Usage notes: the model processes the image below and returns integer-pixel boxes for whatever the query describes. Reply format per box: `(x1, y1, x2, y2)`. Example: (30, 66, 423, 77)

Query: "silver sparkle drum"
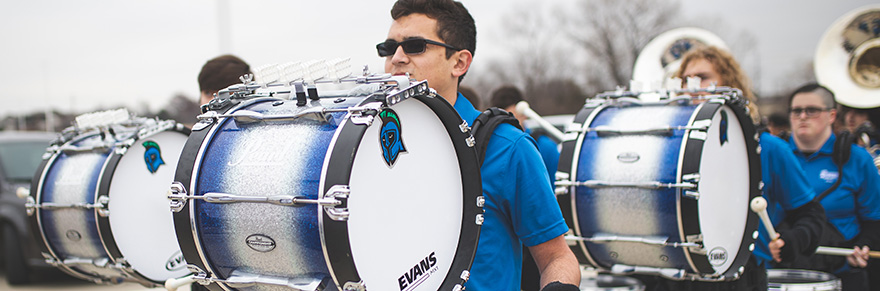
(169, 77, 482, 290)
(556, 90, 761, 281)
(767, 269, 841, 291)
(27, 111, 190, 286)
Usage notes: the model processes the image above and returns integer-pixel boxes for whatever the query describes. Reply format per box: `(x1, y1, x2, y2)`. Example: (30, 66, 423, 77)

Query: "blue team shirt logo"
(143, 140, 165, 174)
(379, 109, 407, 167)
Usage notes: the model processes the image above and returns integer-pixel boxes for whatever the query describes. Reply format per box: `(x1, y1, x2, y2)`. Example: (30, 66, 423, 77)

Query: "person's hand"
(847, 246, 870, 268)
(768, 234, 785, 262)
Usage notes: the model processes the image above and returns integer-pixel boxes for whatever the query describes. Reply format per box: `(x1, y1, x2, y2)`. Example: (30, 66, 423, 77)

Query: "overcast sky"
(1, 0, 876, 118)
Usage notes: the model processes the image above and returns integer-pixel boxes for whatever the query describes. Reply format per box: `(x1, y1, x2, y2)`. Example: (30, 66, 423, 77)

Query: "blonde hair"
(677, 46, 760, 124)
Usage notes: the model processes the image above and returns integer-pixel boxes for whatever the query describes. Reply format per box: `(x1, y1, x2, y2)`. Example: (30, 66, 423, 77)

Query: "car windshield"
(0, 141, 50, 181)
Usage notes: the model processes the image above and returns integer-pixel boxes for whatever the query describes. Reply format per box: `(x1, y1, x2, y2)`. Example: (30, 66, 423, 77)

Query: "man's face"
(384, 13, 459, 104)
(790, 92, 835, 142)
(681, 59, 722, 88)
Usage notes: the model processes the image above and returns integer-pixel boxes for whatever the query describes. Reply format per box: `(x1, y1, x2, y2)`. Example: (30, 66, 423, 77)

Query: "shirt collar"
(788, 133, 836, 155)
(452, 92, 480, 125)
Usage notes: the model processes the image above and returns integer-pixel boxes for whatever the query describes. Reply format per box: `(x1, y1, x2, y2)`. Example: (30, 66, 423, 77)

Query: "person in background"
(490, 85, 559, 182)
(197, 54, 252, 106)
(633, 46, 825, 291)
(787, 83, 880, 290)
(766, 112, 791, 140)
(459, 85, 482, 111)
(380, 0, 580, 290)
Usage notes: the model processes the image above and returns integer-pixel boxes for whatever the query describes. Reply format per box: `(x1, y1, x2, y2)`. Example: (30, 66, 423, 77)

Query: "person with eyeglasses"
(379, 1, 580, 290)
(635, 46, 826, 291)
(787, 83, 880, 290)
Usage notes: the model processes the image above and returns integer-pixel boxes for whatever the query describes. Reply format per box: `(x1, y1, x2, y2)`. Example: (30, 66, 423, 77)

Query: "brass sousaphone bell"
(815, 4, 880, 109)
(632, 27, 728, 94)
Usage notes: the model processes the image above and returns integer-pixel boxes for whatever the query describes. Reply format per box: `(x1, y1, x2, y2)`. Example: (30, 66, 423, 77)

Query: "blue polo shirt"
(454, 94, 569, 290)
(788, 134, 880, 241)
(754, 132, 817, 266)
(527, 129, 560, 182)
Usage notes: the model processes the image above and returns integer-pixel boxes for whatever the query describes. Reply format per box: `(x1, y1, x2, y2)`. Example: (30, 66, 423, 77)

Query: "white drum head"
(107, 130, 189, 281)
(694, 105, 750, 275)
(347, 98, 464, 290)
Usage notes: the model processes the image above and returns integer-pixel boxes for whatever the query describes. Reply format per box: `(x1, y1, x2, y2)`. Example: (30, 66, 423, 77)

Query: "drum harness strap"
(469, 107, 523, 167)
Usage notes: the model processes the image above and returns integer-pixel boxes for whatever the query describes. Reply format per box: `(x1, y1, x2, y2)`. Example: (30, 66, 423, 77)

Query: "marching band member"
(379, 0, 580, 289)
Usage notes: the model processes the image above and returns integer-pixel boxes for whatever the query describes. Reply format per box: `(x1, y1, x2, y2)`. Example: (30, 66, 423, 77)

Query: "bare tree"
(560, 0, 682, 95)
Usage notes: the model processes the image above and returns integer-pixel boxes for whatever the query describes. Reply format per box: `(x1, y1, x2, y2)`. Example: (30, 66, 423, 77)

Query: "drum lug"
(97, 195, 110, 217)
(475, 214, 484, 225)
(465, 136, 475, 147)
(343, 280, 366, 291)
(681, 173, 701, 183)
(459, 120, 470, 133)
(460, 269, 471, 281)
(323, 185, 350, 221)
(168, 181, 188, 213)
(24, 196, 36, 216)
(685, 234, 706, 255)
(350, 103, 381, 126)
(683, 190, 700, 199)
(476, 196, 485, 208)
(688, 130, 708, 141)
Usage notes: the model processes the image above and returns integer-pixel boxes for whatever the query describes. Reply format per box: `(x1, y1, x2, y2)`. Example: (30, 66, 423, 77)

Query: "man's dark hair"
(490, 86, 524, 109)
(391, 0, 476, 82)
(198, 54, 251, 94)
(789, 82, 836, 109)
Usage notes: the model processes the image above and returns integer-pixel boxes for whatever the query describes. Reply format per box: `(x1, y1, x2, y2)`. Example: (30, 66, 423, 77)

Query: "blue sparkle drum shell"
(557, 98, 760, 280)
(172, 92, 481, 291)
(29, 120, 190, 286)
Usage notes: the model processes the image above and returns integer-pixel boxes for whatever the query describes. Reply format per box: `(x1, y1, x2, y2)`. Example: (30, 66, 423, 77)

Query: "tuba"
(816, 5, 880, 171)
(815, 4, 880, 109)
(632, 27, 728, 94)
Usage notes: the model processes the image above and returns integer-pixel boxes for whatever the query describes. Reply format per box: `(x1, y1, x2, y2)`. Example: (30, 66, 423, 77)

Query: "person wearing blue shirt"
(489, 86, 561, 182)
(787, 83, 880, 290)
(642, 46, 826, 291)
(378, 0, 580, 290)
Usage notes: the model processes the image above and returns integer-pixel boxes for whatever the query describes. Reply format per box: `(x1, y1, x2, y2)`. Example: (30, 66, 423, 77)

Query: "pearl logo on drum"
(245, 234, 276, 252)
(142, 140, 165, 174)
(616, 152, 641, 163)
(379, 109, 408, 167)
(708, 247, 729, 266)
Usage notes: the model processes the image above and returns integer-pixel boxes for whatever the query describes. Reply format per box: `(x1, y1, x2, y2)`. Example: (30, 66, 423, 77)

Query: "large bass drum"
(170, 79, 482, 290)
(28, 114, 190, 286)
(557, 93, 760, 281)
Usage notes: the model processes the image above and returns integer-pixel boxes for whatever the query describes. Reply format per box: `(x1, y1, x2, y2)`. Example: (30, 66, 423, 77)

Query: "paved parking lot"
(0, 269, 189, 291)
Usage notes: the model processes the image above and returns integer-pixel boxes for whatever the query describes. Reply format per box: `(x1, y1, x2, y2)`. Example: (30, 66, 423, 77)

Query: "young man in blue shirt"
(379, 0, 580, 290)
(788, 83, 880, 290)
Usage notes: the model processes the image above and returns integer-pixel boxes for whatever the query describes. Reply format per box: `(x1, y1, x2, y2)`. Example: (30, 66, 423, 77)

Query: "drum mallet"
(515, 101, 566, 142)
(165, 275, 196, 291)
(815, 246, 880, 258)
(752, 197, 880, 259)
(749, 196, 778, 241)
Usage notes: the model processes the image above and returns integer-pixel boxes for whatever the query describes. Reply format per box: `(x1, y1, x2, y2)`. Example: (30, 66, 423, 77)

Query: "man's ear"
(451, 50, 473, 79)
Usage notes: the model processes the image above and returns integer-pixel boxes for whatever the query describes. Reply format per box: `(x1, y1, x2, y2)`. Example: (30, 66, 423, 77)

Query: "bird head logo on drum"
(379, 109, 408, 167)
(142, 140, 166, 174)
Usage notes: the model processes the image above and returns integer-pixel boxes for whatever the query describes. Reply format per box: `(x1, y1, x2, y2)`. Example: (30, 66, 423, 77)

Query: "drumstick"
(514, 101, 566, 142)
(815, 246, 880, 259)
(749, 196, 778, 241)
(165, 275, 196, 291)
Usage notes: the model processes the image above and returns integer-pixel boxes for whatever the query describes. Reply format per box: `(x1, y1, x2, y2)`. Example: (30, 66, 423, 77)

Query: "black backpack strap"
(815, 131, 853, 202)
(471, 107, 523, 167)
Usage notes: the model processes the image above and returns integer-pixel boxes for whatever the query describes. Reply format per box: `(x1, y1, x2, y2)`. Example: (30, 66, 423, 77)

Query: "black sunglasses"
(790, 106, 832, 118)
(376, 38, 461, 57)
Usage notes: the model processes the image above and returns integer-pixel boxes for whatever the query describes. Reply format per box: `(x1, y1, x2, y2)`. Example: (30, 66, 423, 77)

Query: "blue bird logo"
(379, 109, 407, 167)
(143, 140, 165, 174)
